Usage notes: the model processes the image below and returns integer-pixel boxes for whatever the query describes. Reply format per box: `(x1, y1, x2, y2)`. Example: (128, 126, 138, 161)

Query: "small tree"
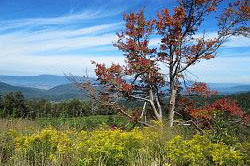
(78, 0, 249, 127)
(176, 82, 250, 144)
(1, 92, 27, 118)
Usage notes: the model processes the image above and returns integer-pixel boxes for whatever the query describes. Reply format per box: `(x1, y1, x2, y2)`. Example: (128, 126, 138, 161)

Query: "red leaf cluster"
(189, 98, 245, 119)
(211, 98, 245, 117)
(187, 82, 217, 97)
(93, 62, 133, 93)
(177, 83, 249, 124)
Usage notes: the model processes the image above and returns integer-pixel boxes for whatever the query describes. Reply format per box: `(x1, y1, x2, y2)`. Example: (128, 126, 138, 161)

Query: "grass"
(0, 115, 128, 133)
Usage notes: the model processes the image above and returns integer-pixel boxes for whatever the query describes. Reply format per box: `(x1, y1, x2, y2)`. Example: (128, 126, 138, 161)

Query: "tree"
(154, 0, 249, 127)
(92, 11, 165, 124)
(79, 0, 249, 127)
(1, 92, 27, 118)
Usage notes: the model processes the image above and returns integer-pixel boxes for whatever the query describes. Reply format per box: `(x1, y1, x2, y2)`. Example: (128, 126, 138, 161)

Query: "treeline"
(0, 92, 114, 119)
(0, 91, 249, 119)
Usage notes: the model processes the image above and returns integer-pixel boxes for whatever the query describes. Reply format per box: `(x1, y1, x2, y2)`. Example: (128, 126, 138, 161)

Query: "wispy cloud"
(195, 32, 250, 48)
(1, 22, 121, 40)
(0, 54, 124, 76)
(0, 7, 122, 55)
(0, 22, 121, 56)
(223, 36, 250, 47)
(0, 1, 249, 84)
(0, 33, 118, 57)
(0, 9, 118, 32)
(0, 6, 123, 76)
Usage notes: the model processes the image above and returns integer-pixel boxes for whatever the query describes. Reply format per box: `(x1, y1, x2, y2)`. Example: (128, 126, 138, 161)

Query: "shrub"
(165, 135, 244, 166)
(0, 126, 247, 166)
(76, 128, 143, 165)
(15, 128, 74, 166)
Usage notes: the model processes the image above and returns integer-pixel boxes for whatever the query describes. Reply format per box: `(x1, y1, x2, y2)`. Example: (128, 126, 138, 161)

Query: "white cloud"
(0, 22, 121, 56)
(0, 22, 121, 41)
(0, 9, 117, 31)
(0, 8, 123, 76)
(0, 54, 124, 76)
(149, 38, 161, 47)
(0, 33, 117, 56)
(223, 36, 250, 47)
(0, 8, 249, 84)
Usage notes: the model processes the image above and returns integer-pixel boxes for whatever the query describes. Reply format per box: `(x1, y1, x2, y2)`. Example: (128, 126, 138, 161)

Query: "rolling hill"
(0, 82, 46, 97)
(0, 82, 87, 101)
(220, 85, 250, 94)
(46, 83, 88, 100)
(0, 75, 96, 90)
(0, 75, 71, 90)
(0, 75, 250, 100)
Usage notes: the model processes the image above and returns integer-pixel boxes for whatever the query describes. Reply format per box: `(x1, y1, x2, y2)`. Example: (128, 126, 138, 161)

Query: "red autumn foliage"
(189, 98, 246, 120)
(187, 82, 217, 97)
(177, 82, 249, 126)
(211, 98, 245, 117)
(93, 62, 133, 94)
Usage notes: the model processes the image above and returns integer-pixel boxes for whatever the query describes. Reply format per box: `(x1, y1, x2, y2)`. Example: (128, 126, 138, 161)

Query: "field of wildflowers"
(0, 119, 248, 166)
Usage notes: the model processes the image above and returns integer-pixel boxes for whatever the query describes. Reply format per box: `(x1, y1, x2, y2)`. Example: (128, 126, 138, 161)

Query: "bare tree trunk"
(140, 102, 147, 121)
(149, 89, 163, 122)
(168, 74, 177, 127)
(168, 88, 177, 127)
(155, 95, 163, 121)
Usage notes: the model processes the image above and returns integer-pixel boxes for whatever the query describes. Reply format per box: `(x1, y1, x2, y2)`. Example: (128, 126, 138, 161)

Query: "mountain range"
(0, 75, 71, 90)
(0, 81, 87, 101)
(0, 75, 250, 101)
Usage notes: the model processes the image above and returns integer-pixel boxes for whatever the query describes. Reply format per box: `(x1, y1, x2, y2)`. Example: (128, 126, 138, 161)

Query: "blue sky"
(0, 0, 249, 83)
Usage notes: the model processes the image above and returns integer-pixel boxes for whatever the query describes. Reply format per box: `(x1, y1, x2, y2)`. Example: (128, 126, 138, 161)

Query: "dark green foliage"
(0, 92, 115, 119)
(0, 92, 28, 118)
(228, 92, 250, 113)
(207, 111, 240, 145)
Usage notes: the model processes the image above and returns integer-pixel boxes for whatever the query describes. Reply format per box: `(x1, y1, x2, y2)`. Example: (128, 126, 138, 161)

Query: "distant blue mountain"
(207, 83, 244, 94)
(0, 75, 74, 90)
(0, 81, 46, 98)
(0, 81, 87, 101)
(0, 75, 249, 97)
(216, 85, 250, 94)
(208, 83, 242, 89)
